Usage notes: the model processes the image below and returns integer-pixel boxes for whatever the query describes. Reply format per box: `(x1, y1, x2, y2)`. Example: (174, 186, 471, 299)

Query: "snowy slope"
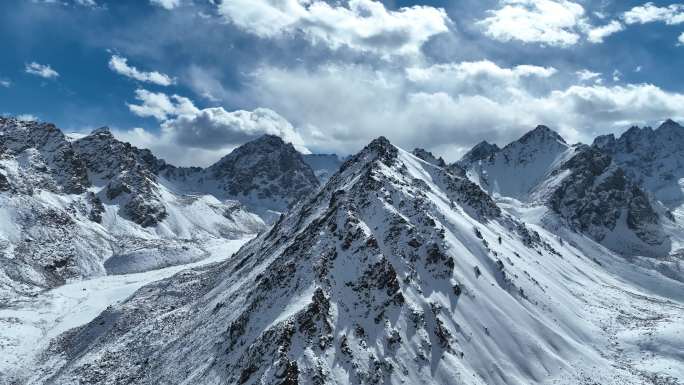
(28, 137, 684, 385)
(0, 236, 252, 383)
(461, 126, 578, 202)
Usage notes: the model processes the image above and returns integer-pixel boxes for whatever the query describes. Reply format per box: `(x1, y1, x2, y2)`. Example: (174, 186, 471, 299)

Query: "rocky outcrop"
(549, 146, 666, 253)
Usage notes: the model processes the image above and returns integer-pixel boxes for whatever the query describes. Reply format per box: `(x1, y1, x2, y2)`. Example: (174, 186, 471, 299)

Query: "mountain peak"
(459, 140, 500, 164)
(517, 125, 566, 145)
(412, 148, 446, 167)
(657, 118, 682, 131)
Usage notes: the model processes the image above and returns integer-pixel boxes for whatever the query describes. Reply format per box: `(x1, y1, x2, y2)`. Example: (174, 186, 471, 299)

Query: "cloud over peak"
(109, 55, 175, 86)
(124, 88, 307, 163)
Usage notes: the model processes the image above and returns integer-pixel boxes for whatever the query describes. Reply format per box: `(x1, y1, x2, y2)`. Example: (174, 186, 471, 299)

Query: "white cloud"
(123, 89, 307, 164)
(623, 2, 684, 25)
(217, 0, 450, 56)
(75, 0, 98, 7)
(0, 79, 10, 88)
(245, 62, 684, 158)
(25, 62, 59, 79)
(150, 0, 180, 10)
(576, 69, 602, 83)
(679, 32, 684, 44)
(586, 20, 624, 43)
(406, 60, 556, 99)
(16, 114, 38, 121)
(127, 89, 198, 121)
(612, 69, 622, 82)
(478, 0, 585, 47)
(109, 55, 175, 86)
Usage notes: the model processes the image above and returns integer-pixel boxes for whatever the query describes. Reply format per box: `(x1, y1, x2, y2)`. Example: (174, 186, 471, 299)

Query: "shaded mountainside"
(593, 119, 684, 208)
(548, 145, 669, 257)
(161, 135, 321, 221)
(28, 137, 684, 385)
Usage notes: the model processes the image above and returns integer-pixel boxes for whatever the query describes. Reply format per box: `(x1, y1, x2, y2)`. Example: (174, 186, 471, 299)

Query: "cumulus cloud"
(623, 2, 684, 25)
(161, 107, 307, 152)
(150, 0, 181, 10)
(245, 62, 684, 159)
(127, 89, 197, 120)
(478, 0, 586, 47)
(679, 32, 684, 45)
(586, 20, 624, 43)
(0, 79, 10, 88)
(216, 0, 450, 56)
(25, 62, 59, 79)
(405, 60, 557, 99)
(123, 88, 307, 165)
(109, 55, 175, 86)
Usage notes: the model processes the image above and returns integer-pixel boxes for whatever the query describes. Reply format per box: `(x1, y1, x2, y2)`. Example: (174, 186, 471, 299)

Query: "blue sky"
(1, 0, 684, 165)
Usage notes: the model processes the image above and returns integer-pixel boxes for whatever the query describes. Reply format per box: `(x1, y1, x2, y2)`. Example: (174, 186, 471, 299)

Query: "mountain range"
(1, 116, 683, 385)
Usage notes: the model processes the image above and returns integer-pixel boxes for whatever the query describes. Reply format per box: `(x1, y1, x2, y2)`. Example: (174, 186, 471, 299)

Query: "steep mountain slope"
(459, 125, 676, 258)
(28, 137, 684, 385)
(461, 126, 577, 202)
(0, 118, 266, 301)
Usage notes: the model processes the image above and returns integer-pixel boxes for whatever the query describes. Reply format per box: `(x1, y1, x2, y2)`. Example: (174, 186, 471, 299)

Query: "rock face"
(73, 127, 168, 227)
(0, 118, 268, 301)
(0, 118, 89, 195)
(593, 119, 684, 208)
(457, 140, 500, 166)
(548, 146, 667, 256)
(203, 135, 320, 213)
(458, 124, 674, 257)
(33, 136, 677, 385)
(411, 148, 446, 167)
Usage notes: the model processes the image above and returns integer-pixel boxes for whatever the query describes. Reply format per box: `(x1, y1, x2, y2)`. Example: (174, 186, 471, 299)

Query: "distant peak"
(472, 140, 500, 152)
(459, 140, 500, 164)
(658, 118, 682, 130)
(518, 125, 566, 144)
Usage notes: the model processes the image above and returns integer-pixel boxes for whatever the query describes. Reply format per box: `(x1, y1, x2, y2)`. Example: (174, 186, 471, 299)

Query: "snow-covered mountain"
(25, 137, 684, 385)
(593, 119, 684, 210)
(162, 135, 321, 222)
(1, 118, 318, 301)
(459, 124, 680, 258)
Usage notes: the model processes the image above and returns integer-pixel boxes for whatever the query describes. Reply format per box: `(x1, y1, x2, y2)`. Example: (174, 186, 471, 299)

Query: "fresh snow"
(0, 236, 252, 382)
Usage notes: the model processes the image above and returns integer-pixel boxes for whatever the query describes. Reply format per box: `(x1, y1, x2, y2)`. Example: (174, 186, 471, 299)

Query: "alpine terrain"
(0, 120, 679, 385)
